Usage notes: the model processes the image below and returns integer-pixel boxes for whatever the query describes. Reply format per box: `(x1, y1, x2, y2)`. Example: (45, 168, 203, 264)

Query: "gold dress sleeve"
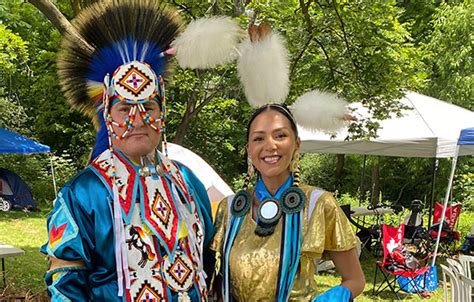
(301, 190, 358, 259)
(210, 198, 228, 253)
(291, 188, 358, 300)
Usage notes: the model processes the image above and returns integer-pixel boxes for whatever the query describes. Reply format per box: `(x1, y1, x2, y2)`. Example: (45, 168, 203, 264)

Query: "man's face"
(110, 100, 161, 163)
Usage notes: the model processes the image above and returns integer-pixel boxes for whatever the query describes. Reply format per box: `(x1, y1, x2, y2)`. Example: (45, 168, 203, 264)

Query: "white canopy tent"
(166, 143, 234, 203)
(299, 91, 474, 229)
(299, 91, 474, 158)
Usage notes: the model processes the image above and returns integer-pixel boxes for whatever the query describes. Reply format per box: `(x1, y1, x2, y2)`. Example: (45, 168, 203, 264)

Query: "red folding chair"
(429, 202, 462, 253)
(372, 224, 431, 300)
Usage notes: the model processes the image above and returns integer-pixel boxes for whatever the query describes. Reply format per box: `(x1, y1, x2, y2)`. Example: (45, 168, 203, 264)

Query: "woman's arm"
(329, 248, 366, 298)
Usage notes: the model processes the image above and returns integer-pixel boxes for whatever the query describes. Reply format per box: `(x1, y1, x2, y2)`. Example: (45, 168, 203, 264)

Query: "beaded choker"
(231, 177, 305, 236)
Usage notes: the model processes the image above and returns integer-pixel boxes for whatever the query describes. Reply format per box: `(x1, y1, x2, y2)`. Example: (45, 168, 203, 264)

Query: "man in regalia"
(41, 1, 217, 300)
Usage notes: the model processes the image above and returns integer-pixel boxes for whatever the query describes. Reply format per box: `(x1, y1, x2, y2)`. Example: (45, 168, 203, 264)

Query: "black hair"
(246, 104, 298, 142)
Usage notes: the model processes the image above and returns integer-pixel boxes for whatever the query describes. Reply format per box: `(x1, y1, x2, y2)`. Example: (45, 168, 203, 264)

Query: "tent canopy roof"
(458, 127, 474, 156)
(299, 91, 474, 158)
(0, 128, 50, 154)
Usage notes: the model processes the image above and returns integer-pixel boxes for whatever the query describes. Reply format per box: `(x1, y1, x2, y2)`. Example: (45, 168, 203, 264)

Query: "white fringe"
(237, 32, 289, 107)
(172, 17, 242, 69)
(290, 90, 349, 132)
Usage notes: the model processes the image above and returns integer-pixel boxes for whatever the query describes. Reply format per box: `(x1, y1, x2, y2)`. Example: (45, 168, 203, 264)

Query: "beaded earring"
(289, 150, 300, 173)
(243, 156, 255, 191)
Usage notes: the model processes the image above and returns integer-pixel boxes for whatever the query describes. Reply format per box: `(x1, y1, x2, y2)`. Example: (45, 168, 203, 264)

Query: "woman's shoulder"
(299, 184, 340, 214)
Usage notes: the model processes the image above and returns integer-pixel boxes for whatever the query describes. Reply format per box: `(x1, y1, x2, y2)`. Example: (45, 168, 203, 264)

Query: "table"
(350, 206, 394, 217)
(0, 242, 24, 288)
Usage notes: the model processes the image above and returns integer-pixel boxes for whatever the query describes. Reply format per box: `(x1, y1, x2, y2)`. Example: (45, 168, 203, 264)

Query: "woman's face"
(247, 109, 300, 185)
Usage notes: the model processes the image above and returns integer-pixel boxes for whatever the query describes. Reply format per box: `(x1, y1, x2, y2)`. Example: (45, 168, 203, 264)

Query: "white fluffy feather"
(172, 17, 242, 69)
(290, 90, 349, 132)
(237, 32, 289, 107)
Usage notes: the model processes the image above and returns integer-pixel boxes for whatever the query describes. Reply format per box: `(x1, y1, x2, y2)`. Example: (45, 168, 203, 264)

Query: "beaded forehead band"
(104, 61, 164, 140)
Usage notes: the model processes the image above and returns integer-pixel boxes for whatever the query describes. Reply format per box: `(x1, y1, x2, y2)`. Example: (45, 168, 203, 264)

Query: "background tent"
(0, 128, 56, 210)
(299, 91, 474, 158)
(0, 128, 50, 154)
(298, 91, 474, 226)
(0, 168, 36, 211)
(167, 143, 234, 217)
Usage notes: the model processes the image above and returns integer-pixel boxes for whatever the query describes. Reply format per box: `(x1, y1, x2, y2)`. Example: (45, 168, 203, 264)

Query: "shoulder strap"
(308, 189, 325, 220)
(226, 194, 235, 225)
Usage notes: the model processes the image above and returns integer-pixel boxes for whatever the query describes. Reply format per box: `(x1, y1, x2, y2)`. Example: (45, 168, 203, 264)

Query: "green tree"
(1, 0, 94, 168)
(425, 1, 473, 110)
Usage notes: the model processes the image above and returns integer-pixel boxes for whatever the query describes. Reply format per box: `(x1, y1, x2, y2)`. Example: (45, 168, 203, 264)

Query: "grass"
(1, 208, 470, 301)
(316, 256, 446, 301)
(0, 209, 49, 299)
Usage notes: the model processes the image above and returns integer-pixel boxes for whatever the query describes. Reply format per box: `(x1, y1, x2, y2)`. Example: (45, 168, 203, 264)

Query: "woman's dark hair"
(246, 104, 298, 141)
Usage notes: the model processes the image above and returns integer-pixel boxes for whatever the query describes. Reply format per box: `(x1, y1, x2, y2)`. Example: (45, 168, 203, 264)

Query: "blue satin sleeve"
(40, 169, 119, 301)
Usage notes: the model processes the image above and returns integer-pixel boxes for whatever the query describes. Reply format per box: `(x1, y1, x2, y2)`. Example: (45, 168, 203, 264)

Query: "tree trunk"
(233, 0, 243, 17)
(27, 0, 93, 53)
(173, 107, 194, 145)
(335, 153, 345, 189)
(371, 161, 380, 207)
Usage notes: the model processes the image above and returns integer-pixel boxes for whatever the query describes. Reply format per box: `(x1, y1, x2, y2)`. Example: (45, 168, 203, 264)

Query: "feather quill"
(172, 17, 242, 69)
(237, 31, 289, 107)
(290, 90, 349, 132)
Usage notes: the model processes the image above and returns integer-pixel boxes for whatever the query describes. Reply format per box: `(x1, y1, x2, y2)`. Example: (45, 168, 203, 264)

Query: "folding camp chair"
(429, 202, 462, 254)
(372, 224, 432, 300)
(403, 200, 431, 257)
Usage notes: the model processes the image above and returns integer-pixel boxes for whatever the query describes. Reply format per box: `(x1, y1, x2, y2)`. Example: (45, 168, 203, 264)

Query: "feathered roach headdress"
(58, 0, 244, 159)
(58, 0, 182, 121)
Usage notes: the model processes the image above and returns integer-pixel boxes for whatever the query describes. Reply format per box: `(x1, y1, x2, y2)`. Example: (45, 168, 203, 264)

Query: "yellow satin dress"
(211, 184, 357, 301)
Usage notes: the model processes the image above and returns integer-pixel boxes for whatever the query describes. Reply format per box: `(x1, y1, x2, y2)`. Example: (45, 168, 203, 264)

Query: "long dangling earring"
(290, 150, 300, 187)
(243, 156, 255, 190)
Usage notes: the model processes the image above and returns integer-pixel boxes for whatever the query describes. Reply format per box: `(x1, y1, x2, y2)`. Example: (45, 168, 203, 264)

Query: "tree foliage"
(1, 0, 472, 205)
(425, 0, 473, 110)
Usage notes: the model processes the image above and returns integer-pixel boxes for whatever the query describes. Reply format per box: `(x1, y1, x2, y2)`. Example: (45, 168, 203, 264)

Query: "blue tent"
(0, 128, 53, 211)
(0, 168, 36, 210)
(0, 128, 50, 154)
(432, 127, 474, 265)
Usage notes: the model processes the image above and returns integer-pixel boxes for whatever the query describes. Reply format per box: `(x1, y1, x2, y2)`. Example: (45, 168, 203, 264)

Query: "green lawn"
(0, 209, 49, 300)
(1, 208, 468, 301)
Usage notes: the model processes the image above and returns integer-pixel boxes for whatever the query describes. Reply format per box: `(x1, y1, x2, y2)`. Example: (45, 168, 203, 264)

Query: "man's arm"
(41, 186, 92, 300)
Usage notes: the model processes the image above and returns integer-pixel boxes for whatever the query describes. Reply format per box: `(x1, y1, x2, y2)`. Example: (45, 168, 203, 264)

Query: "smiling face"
(110, 100, 161, 163)
(247, 108, 300, 187)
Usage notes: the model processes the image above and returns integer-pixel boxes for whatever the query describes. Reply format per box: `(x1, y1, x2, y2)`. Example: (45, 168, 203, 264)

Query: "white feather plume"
(171, 17, 242, 69)
(290, 90, 349, 132)
(237, 32, 289, 107)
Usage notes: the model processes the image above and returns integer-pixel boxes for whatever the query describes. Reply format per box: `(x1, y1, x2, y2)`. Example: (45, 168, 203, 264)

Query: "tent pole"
(49, 154, 58, 199)
(431, 147, 459, 266)
(427, 158, 439, 230)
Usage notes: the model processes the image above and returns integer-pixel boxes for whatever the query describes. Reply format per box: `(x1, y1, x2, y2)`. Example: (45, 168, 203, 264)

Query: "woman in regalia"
(211, 23, 366, 302)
